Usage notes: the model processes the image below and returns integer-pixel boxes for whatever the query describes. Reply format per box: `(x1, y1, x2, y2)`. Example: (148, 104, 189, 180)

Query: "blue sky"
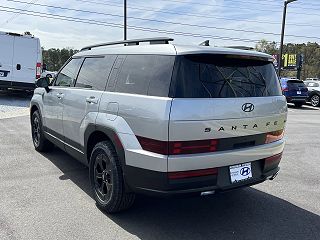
(0, 0, 319, 49)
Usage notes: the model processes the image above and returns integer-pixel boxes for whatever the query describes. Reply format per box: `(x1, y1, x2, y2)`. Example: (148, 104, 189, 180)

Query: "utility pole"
(124, 0, 127, 40)
(278, 0, 298, 78)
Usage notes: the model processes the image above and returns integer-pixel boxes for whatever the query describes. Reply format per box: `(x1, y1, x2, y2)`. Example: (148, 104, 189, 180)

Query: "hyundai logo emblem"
(242, 103, 255, 112)
(240, 167, 251, 176)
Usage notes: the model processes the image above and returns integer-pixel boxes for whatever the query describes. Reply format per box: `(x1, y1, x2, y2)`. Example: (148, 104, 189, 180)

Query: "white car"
(304, 80, 320, 107)
(41, 70, 57, 79)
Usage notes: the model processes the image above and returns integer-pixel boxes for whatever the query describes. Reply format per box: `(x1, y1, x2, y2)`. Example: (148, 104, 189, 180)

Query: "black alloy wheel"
(94, 152, 113, 204)
(31, 110, 54, 152)
(89, 141, 135, 213)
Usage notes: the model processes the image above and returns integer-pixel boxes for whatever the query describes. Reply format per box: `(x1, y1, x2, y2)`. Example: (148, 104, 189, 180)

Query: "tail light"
(264, 152, 283, 171)
(168, 168, 218, 180)
(265, 129, 284, 144)
(282, 87, 288, 92)
(169, 139, 218, 155)
(136, 136, 218, 155)
(36, 62, 41, 79)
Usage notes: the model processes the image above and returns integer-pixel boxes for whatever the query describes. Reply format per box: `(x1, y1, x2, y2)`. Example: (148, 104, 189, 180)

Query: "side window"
(55, 58, 82, 87)
(75, 56, 116, 90)
(106, 57, 125, 91)
(115, 55, 174, 96)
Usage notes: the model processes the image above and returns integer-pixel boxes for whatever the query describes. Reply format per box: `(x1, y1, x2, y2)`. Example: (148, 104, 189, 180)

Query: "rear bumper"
(286, 96, 307, 103)
(124, 159, 280, 197)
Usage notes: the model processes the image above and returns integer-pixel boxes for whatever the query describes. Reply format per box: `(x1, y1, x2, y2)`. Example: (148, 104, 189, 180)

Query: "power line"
(0, 7, 273, 44)
(2, 0, 38, 25)
(5, 0, 320, 40)
(155, 0, 320, 15)
(72, 0, 320, 28)
(159, 0, 320, 12)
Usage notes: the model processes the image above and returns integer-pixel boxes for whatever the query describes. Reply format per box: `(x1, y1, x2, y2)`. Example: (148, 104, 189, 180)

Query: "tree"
(255, 39, 278, 55)
(42, 47, 79, 71)
(255, 40, 320, 79)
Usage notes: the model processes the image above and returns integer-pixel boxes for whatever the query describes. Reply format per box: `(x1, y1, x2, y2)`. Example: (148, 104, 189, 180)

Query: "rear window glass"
(287, 80, 306, 88)
(172, 54, 282, 98)
(114, 55, 175, 97)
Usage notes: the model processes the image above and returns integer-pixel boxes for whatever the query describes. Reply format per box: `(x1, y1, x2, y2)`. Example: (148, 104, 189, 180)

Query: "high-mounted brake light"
(36, 62, 41, 79)
(265, 130, 284, 144)
(136, 136, 219, 155)
(168, 168, 218, 180)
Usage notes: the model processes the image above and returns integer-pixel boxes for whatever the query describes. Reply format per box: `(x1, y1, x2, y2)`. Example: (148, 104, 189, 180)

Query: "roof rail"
(81, 37, 174, 51)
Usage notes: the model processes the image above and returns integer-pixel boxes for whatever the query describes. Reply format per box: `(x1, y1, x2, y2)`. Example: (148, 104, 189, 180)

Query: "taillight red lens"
(264, 152, 283, 171)
(136, 136, 168, 155)
(36, 62, 41, 79)
(136, 136, 219, 155)
(169, 139, 218, 155)
(282, 87, 289, 92)
(265, 130, 284, 144)
(168, 168, 218, 180)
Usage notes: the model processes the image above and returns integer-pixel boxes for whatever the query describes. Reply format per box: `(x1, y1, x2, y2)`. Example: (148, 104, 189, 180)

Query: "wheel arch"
(30, 102, 41, 121)
(84, 124, 126, 169)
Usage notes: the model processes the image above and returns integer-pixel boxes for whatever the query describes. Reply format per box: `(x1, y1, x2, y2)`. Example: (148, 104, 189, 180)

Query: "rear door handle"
(86, 96, 98, 104)
(56, 93, 64, 99)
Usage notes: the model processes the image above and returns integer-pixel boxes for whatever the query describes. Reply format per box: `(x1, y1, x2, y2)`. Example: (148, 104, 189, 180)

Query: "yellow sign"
(282, 54, 297, 68)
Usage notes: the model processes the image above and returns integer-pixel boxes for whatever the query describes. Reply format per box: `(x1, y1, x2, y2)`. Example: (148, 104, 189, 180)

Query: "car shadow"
(287, 103, 319, 110)
(41, 148, 320, 240)
(0, 90, 32, 108)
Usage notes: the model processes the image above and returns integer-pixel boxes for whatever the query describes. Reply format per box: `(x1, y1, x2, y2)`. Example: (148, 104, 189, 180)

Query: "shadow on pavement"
(287, 103, 319, 111)
(41, 148, 320, 240)
(0, 90, 32, 108)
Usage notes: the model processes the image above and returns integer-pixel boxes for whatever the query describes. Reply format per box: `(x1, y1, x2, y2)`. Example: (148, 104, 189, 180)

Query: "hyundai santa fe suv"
(30, 38, 287, 213)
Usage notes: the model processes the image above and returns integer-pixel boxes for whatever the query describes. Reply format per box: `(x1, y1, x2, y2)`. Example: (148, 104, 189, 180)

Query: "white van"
(0, 31, 42, 90)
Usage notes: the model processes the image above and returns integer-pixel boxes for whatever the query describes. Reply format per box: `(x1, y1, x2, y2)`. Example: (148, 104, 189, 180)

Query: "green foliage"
(255, 39, 320, 79)
(42, 47, 79, 71)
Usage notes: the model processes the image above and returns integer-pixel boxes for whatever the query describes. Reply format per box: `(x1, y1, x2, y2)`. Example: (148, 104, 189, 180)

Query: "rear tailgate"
(168, 54, 287, 171)
(169, 97, 287, 141)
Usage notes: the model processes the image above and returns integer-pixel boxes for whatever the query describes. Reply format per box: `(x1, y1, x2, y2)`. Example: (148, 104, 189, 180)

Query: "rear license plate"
(297, 91, 301, 94)
(229, 163, 252, 183)
(0, 72, 4, 77)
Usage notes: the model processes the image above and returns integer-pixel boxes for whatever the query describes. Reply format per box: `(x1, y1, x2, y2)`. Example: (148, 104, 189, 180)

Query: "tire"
(310, 94, 320, 107)
(31, 110, 54, 152)
(294, 103, 303, 107)
(89, 141, 135, 213)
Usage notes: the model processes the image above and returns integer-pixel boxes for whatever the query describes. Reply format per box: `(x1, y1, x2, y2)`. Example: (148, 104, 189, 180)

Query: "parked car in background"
(280, 78, 308, 107)
(0, 31, 41, 90)
(305, 78, 319, 81)
(304, 80, 320, 107)
(41, 70, 57, 79)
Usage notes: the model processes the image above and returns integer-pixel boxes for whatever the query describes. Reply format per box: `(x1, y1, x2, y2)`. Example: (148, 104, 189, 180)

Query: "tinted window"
(287, 80, 306, 88)
(114, 55, 174, 96)
(107, 57, 125, 91)
(75, 56, 116, 90)
(55, 58, 82, 87)
(172, 55, 282, 98)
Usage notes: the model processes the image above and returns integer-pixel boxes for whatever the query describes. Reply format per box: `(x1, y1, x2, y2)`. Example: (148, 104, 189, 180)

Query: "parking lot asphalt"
(0, 98, 319, 240)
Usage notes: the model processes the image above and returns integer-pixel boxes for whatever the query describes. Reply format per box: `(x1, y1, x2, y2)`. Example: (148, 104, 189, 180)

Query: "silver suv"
(30, 38, 287, 213)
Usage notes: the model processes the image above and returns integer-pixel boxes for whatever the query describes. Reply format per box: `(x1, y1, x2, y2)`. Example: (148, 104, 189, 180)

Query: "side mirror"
(36, 77, 50, 92)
